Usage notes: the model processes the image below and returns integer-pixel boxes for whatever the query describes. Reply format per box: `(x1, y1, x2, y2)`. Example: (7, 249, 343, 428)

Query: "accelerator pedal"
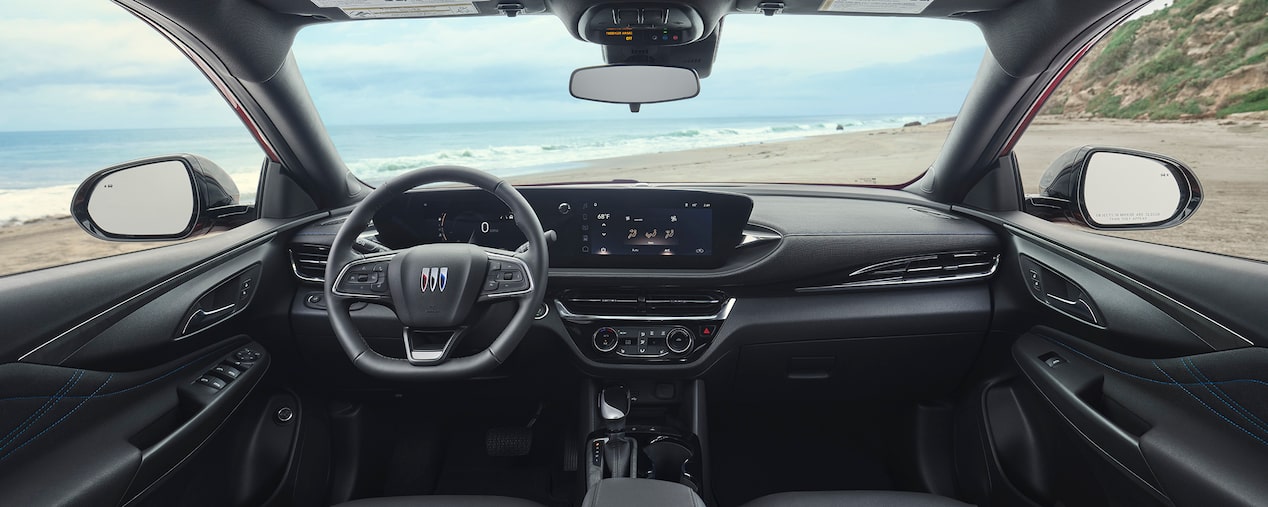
(485, 402, 543, 457)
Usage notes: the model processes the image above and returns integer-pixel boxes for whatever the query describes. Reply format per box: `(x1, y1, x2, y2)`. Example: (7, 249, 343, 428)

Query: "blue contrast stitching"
(0, 370, 79, 446)
(1040, 335, 1268, 389)
(0, 374, 113, 463)
(1183, 358, 1268, 434)
(1152, 361, 1268, 447)
(0, 370, 83, 452)
(0, 349, 223, 405)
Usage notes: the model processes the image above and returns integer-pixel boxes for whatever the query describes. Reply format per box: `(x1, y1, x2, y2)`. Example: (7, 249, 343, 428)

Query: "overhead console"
(578, 3, 706, 46)
(372, 187, 755, 269)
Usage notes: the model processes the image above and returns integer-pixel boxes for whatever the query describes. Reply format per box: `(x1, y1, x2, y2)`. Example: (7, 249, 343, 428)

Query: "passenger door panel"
(964, 209, 1268, 507)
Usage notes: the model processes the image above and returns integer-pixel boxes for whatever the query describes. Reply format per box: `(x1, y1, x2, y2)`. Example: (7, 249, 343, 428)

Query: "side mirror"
(71, 154, 252, 241)
(570, 65, 700, 113)
(1026, 146, 1202, 230)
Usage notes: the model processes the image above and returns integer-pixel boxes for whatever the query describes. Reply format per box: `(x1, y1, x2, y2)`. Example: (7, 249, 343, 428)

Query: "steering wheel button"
(485, 280, 501, 291)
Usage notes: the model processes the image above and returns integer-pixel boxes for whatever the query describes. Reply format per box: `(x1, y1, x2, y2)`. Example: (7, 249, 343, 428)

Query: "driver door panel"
(0, 220, 302, 506)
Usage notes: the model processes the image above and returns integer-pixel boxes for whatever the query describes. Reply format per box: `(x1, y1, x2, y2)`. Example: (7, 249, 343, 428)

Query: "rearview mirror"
(1027, 146, 1202, 230)
(71, 154, 252, 241)
(570, 65, 700, 112)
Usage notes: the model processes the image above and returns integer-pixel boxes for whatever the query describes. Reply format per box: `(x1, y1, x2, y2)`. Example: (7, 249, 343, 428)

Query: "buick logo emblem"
(420, 267, 448, 293)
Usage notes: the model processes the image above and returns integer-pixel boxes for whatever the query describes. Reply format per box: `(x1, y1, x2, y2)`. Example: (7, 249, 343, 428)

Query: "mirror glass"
(1082, 152, 1183, 226)
(86, 160, 196, 236)
(570, 65, 700, 105)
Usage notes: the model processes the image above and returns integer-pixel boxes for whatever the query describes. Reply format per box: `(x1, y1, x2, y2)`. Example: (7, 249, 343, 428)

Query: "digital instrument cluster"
(372, 188, 752, 269)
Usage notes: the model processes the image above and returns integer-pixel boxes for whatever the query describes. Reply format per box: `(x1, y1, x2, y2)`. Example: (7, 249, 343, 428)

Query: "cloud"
(0, 2, 240, 131)
(294, 14, 985, 124)
(1, 3, 986, 131)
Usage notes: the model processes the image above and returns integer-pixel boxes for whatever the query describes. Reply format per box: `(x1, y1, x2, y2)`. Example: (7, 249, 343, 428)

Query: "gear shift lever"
(600, 385, 630, 433)
(599, 385, 634, 478)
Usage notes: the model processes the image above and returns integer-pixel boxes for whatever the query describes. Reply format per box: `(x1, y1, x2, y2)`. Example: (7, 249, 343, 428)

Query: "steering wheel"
(323, 166, 548, 380)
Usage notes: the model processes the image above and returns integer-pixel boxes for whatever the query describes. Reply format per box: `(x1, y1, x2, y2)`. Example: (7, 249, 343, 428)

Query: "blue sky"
(0, 1, 986, 131)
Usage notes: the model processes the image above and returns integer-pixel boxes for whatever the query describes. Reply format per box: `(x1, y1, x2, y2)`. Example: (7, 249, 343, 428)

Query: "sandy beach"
(2, 117, 1264, 276)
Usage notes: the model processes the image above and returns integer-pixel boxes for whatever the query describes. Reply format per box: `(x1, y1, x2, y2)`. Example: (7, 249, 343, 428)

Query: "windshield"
(292, 15, 984, 186)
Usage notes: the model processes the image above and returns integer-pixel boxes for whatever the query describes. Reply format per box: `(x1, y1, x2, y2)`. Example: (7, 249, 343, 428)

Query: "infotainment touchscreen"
(581, 204, 712, 257)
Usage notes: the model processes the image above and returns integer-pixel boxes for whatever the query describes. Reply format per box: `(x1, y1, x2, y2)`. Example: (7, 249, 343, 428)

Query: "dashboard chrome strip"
(797, 255, 1000, 292)
(555, 298, 736, 323)
(737, 225, 782, 248)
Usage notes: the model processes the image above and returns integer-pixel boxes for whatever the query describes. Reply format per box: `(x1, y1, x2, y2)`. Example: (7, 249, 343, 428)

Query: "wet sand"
(2, 117, 1264, 276)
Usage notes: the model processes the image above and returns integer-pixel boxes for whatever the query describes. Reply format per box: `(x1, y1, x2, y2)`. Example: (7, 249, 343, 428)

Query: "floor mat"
(709, 401, 901, 506)
(433, 419, 572, 506)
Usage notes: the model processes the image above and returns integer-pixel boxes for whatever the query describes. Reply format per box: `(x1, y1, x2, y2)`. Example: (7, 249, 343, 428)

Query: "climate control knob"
(593, 326, 618, 353)
(666, 327, 694, 354)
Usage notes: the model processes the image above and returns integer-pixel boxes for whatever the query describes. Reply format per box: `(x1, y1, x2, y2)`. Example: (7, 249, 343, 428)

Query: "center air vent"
(290, 244, 331, 283)
(798, 251, 999, 292)
(558, 290, 729, 319)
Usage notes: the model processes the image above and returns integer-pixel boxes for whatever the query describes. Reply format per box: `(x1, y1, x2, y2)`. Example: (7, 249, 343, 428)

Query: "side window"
(0, 1, 265, 276)
(1015, 0, 1268, 262)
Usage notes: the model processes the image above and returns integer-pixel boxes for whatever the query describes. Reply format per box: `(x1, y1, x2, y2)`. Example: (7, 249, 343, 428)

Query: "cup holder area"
(630, 431, 702, 491)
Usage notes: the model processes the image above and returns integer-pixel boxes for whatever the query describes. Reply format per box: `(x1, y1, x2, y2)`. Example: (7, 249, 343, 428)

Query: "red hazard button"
(699, 325, 717, 337)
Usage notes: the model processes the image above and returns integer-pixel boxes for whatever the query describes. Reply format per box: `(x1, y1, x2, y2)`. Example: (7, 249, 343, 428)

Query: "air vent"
(290, 244, 330, 283)
(798, 251, 999, 292)
(558, 290, 730, 319)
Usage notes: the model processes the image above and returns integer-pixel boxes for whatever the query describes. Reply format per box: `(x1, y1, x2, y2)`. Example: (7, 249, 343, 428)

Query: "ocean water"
(0, 114, 944, 226)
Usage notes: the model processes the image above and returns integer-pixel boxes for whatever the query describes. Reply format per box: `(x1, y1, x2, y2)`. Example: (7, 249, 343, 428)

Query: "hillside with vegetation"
(1041, 0, 1268, 120)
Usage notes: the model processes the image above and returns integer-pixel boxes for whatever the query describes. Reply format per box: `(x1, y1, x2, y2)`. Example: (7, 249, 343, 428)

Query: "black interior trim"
(4, 214, 327, 365)
(957, 207, 1253, 350)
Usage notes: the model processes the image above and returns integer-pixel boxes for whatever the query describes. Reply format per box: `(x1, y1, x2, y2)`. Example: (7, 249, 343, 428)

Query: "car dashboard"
(289, 183, 1001, 398)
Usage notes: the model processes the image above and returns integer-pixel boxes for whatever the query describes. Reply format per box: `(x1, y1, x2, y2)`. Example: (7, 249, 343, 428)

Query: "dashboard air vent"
(798, 251, 999, 292)
(290, 244, 330, 283)
(559, 290, 729, 318)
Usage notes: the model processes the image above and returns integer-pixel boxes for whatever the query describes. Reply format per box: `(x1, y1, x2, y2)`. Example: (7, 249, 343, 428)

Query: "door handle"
(182, 304, 235, 335)
(1044, 293, 1099, 325)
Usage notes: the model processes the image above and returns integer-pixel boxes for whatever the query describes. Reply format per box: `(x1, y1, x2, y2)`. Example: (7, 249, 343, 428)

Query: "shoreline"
(2, 116, 1265, 275)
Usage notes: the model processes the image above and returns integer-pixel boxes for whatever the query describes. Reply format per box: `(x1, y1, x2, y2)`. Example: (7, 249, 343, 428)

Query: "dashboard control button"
(558, 202, 572, 214)
(667, 327, 693, 354)
(593, 327, 619, 353)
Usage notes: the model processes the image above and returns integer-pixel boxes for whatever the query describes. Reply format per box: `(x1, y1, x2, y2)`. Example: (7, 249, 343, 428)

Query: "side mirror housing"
(1026, 146, 1202, 230)
(71, 154, 252, 241)
(570, 65, 700, 112)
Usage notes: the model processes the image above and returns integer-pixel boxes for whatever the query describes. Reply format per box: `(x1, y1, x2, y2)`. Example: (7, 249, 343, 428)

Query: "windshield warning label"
(819, 0, 932, 14)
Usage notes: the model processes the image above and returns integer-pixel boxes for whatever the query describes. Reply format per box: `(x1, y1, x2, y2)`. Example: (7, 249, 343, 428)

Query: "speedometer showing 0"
(436, 211, 520, 248)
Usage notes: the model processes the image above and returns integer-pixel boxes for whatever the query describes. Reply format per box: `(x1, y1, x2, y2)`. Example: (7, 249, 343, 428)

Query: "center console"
(581, 380, 711, 505)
